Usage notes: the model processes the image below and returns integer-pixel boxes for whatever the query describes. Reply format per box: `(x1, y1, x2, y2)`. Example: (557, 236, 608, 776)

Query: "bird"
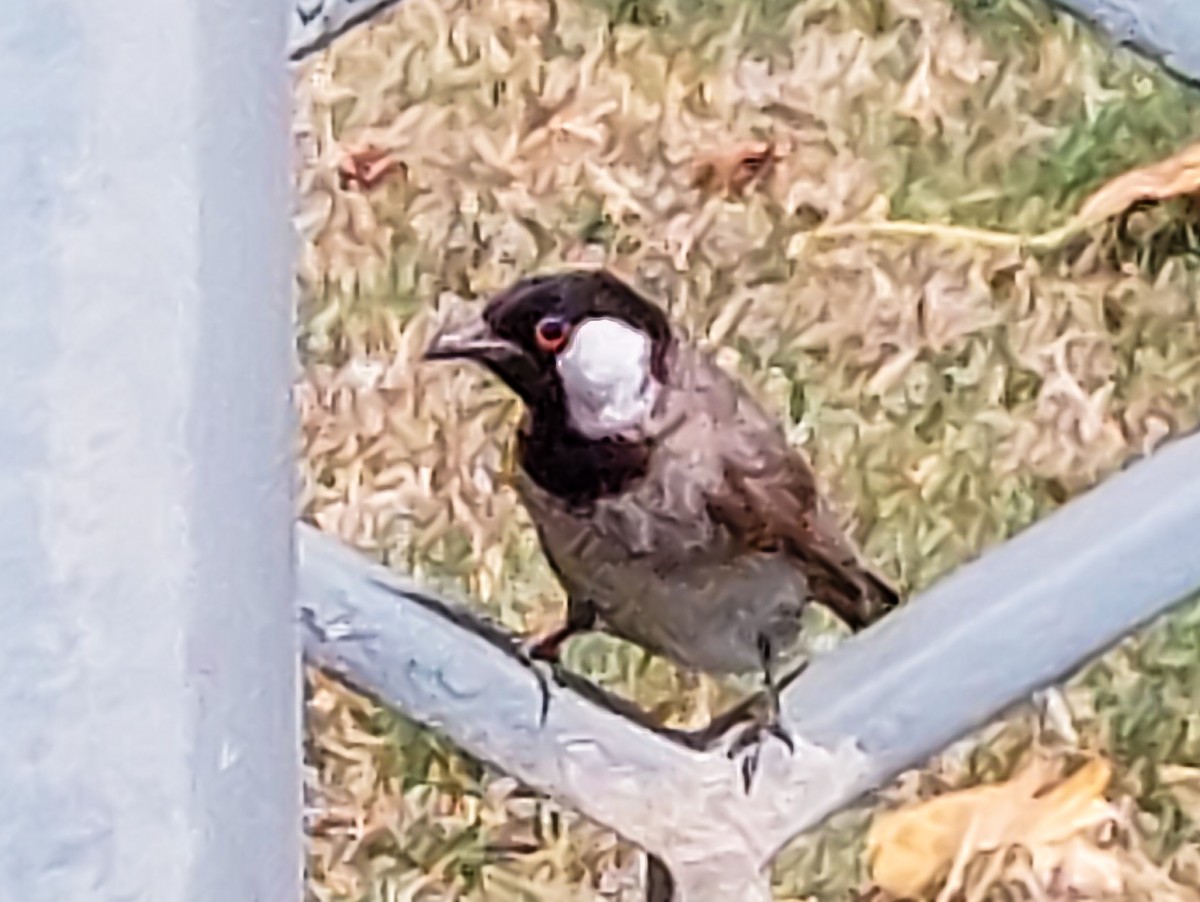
(424, 268, 899, 785)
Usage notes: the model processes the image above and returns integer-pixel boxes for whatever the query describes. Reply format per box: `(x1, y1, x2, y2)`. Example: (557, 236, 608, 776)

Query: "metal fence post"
(1050, 0, 1200, 83)
(0, 2, 299, 901)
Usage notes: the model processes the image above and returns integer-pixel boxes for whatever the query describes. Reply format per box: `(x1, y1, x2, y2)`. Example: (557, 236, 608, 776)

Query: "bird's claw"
(513, 638, 565, 726)
(725, 715, 795, 793)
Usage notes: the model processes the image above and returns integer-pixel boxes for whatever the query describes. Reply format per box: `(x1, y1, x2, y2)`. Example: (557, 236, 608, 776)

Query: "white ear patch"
(556, 317, 659, 439)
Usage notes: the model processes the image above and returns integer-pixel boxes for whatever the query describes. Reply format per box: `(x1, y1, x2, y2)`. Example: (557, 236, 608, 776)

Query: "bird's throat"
(516, 418, 652, 508)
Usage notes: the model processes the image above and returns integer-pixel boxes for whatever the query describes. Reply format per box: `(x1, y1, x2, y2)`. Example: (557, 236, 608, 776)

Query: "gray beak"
(423, 311, 520, 362)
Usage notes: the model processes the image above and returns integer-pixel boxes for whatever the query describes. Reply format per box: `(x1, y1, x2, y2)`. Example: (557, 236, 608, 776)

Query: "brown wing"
(705, 450, 898, 629)
(688, 355, 900, 630)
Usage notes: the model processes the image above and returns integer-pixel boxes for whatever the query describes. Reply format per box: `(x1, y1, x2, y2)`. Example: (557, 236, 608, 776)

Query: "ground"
(294, 0, 1200, 898)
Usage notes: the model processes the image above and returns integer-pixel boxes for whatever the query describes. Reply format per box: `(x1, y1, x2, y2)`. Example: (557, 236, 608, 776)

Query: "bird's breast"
(516, 467, 808, 674)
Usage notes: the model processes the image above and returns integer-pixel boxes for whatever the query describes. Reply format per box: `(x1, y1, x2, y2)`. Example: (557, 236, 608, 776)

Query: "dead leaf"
(690, 141, 776, 196)
(1030, 834, 1124, 897)
(1077, 141, 1200, 225)
(867, 756, 1116, 898)
(1158, 763, 1200, 824)
(338, 143, 407, 191)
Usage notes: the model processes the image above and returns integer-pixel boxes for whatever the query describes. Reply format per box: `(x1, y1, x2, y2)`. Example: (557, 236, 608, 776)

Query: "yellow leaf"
(867, 757, 1115, 898)
(1077, 141, 1200, 225)
(689, 141, 777, 196)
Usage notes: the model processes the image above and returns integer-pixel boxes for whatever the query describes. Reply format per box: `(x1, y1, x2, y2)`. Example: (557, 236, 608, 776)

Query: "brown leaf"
(867, 757, 1116, 898)
(338, 143, 407, 191)
(1077, 141, 1200, 225)
(690, 141, 776, 196)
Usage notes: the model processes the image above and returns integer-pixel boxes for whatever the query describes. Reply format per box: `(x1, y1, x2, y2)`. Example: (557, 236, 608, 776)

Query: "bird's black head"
(425, 268, 675, 505)
(424, 268, 672, 412)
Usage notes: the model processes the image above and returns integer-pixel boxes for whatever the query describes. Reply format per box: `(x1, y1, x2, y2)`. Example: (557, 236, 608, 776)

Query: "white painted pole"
(284, 0, 1200, 898)
(290, 0, 406, 60)
(286, 0, 1200, 82)
(300, 428, 1200, 899)
(0, 2, 300, 900)
(1050, 0, 1200, 83)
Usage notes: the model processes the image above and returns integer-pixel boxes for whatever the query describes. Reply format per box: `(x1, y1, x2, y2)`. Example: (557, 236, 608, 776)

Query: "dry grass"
(294, 0, 1200, 898)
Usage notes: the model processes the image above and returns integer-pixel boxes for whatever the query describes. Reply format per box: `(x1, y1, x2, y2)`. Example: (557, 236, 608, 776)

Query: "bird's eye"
(534, 316, 570, 353)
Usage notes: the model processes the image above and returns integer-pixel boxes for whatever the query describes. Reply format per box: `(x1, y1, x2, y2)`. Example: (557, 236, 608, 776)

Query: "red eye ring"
(535, 316, 569, 353)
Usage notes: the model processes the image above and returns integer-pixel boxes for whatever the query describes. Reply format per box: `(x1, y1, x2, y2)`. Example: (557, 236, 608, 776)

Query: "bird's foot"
(513, 634, 570, 726)
(679, 658, 809, 791)
(725, 709, 795, 793)
(522, 627, 568, 664)
(726, 645, 808, 790)
(676, 690, 795, 791)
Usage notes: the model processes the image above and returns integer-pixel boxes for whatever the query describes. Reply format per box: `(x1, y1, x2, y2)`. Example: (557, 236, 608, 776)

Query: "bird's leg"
(723, 635, 806, 792)
(676, 658, 809, 748)
(516, 598, 598, 724)
(521, 596, 597, 663)
(522, 621, 577, 664)
(676, 688, 770, 750)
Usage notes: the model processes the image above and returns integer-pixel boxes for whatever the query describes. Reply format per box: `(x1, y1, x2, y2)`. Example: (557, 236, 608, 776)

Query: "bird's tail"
(860, 568, 901, 622)
(810, 560, 901, 633)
